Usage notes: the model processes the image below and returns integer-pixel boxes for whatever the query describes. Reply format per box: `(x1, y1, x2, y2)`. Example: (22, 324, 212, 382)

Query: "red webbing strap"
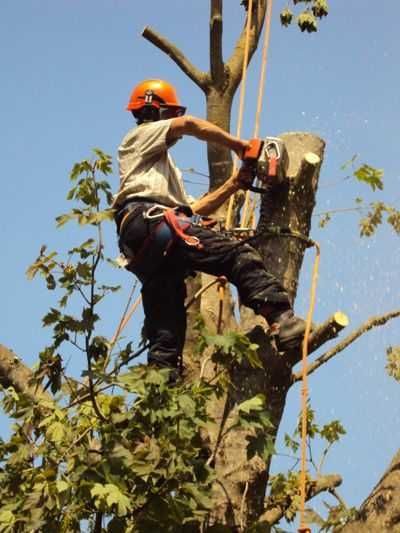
(163, 209, 203, 250)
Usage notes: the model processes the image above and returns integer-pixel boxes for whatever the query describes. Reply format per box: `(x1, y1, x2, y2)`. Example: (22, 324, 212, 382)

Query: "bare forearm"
(169, 115, 247, 156)
(187, 117, 243, 153)
(191, 176, 239, 216)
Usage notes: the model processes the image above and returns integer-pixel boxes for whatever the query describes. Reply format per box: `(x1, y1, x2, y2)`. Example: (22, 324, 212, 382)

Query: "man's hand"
(233, 140, 251, 160)
(230, 164, 255, 191)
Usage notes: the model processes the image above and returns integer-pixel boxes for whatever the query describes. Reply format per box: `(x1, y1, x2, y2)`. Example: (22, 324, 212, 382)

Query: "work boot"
(272, 310, 308, 352)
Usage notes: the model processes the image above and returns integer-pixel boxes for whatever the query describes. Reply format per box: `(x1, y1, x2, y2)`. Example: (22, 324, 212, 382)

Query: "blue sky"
(1, 0, 399, 528)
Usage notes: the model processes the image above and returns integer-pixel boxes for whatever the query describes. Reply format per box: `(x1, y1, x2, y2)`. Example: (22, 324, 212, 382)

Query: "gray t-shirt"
(112, 119, 193, 209)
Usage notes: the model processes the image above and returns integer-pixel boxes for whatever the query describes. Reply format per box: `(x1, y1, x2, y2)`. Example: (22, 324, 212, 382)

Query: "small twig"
(104, 282, 138, 371)
(239, 481, 249, 532)
(94, 512, 103, 533)
(307, 438, 318, 472)
(329, 487, 348, 509)
(61, 369, 78, 397)
(206, 395, 230, 466)
(83, 165, 106, 422)
(317, 442, 333, 476)
(68, 339, 85, 352)
(200, 356, 212, 380)
(63, 426, 93, 459)
(74, 282, 91, 305)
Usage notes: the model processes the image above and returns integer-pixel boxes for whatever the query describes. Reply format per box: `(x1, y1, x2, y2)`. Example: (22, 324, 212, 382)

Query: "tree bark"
(339, 449, 400, 533)
(0, 343, 50, 402)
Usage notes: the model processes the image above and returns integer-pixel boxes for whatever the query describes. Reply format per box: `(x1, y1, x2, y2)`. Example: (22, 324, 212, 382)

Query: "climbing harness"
(116, 203, 204, 277)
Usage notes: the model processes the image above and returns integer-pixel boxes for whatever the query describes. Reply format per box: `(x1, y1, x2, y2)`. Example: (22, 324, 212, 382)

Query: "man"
(113, 79, 306, 370)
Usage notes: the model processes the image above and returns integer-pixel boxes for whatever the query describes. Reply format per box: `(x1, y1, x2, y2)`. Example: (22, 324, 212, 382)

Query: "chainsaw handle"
(248, 183, 271, 194)
(242, 138, 263, 162)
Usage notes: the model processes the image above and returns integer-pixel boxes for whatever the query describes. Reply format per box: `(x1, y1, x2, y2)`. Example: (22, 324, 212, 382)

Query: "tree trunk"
(200, 132, 325, 528)
(206, 88, 234, 189)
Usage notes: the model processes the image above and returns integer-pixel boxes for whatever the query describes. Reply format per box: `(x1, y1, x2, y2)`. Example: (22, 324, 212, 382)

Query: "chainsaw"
(242, 136, 289, 194)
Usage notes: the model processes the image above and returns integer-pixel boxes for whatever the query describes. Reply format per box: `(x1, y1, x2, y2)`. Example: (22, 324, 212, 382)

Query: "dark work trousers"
(118, 207, 291, 369)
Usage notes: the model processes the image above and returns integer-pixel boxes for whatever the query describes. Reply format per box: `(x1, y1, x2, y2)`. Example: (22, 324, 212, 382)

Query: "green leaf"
(386, 346, 400, 381)
(280, 7, 293, 27)
(312, 0, 328, 18)
(237, 394, 265, 414)
(56, 480, 69, 493)
(46, 421, 65, 444)
(246, 433, 275, 461)
(42, 308, 61, 327)
(354, 164, 384, 191)
(91, 483, 131, 517)
(320, 420, 346, 444)
(0, 511, 15, 526)
(298, 11, 318, 32)
(318, 212, 331, 228)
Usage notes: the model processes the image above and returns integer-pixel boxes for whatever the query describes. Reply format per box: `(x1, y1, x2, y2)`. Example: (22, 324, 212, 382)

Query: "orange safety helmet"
(126, 79, 186, 119)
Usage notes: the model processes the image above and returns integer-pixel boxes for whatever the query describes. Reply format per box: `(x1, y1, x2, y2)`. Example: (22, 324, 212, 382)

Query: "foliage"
(353, 164, 384, 192)
(359, 201, 400, 237)
(386, 346, 400, 382)
(317, 158, 400, 238)
(0, 151, 276, 531)
(268, 404, 346, 525)
(280, 0, 329, 33)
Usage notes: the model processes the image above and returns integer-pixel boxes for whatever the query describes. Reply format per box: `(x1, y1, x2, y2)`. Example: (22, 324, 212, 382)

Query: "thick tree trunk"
(200, 132, 325, 528)
(257, 133, 325, 302)
(206, 89, 234, 189)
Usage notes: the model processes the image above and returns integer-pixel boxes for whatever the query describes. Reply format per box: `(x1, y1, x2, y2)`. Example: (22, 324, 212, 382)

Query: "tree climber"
(113, 79, 307, 371)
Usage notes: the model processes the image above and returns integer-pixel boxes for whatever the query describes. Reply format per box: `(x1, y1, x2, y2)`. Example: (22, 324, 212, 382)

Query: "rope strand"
(298, 242, 320, 533)
(226, 0, 254, 230)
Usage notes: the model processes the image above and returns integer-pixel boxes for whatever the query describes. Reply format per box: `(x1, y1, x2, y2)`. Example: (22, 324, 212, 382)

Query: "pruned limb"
(292, 309, 400, 383)
(259, 474, 342, 526)
(0, 343, 51, 402)
(308, 311, 349, 355)
(142, 26, 209, 91)
(210, 0, 225, 83)
(226, 0, 267, 93)
(296, 152, 321, 190)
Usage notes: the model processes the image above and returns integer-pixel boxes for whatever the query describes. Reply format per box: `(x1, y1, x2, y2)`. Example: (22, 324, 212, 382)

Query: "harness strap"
(163, 209, 203, 250)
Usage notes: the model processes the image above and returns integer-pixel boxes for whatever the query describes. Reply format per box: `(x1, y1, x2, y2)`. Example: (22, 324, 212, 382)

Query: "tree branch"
(226, 0, 267, 94)
(259, 474, 342, 526)
(210, 0, 224, 83)
(142, 26, 209, 91)
(0, 343, 51, 402)
(292, 309, 400, 382)
(307, 311, 349, 355)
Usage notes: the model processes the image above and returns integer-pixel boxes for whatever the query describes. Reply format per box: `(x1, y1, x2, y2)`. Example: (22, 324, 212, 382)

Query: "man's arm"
(168, 115, 252, 215)
(191, 166, 253, 216)
(168, 115, 249, 159)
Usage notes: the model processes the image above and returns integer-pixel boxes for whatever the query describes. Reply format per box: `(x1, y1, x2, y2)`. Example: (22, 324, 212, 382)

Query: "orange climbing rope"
(226, 0, 254, 230)
(217, 276, 227, 334)
(241, 0, 274, 229)
(298, 242, 320, 533)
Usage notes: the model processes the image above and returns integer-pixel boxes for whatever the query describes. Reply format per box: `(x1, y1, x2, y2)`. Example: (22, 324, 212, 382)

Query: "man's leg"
(141, 263, 187, 369)
(171, 224, 306, 351)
